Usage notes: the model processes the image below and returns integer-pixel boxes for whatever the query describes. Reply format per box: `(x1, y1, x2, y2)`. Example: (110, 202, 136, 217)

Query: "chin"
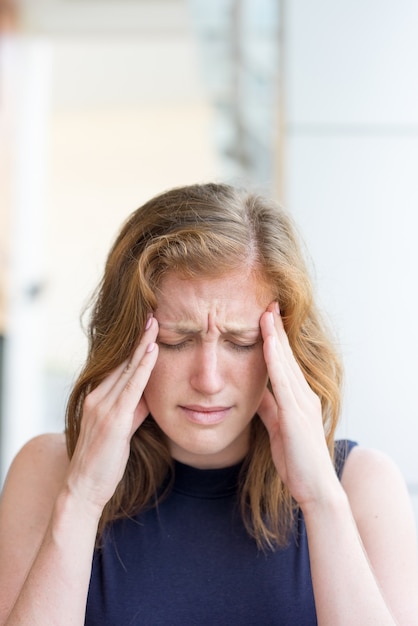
(169, 433, 249, 469)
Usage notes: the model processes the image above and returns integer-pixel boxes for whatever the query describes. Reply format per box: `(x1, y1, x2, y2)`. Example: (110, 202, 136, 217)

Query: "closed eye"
(157, 336, 261, 353)
(228, 341, 259, 352)
(158, 340, 191, 352)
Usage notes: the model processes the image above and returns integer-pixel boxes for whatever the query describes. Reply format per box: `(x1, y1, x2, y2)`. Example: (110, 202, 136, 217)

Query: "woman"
(0, 183, 417, 625)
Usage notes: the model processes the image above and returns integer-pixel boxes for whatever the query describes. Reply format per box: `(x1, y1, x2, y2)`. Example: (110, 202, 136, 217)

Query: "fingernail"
(146, 342, 156, 353)
(275, 302, 280, 315)
(145, 315, 153, 330)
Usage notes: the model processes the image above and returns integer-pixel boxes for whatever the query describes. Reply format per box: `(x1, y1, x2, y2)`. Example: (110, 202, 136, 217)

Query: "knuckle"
(123, 361, 133, 375)
(83, 392, 97, 413)
(83, 394, 109, 425)
(123, 371, 144, 395)
(123, 378, 138, 395)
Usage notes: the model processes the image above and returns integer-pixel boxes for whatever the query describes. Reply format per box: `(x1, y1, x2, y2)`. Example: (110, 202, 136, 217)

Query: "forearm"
(303, 487, 396, 626)
(5, 489, 100, 626)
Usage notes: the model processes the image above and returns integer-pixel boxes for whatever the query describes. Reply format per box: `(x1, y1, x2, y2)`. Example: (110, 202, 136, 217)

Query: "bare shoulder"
(341, 446, 412, 514)
(0, 433, 70, 620)
(1, 433, 69, 505)
(341, 445, 418, 622)
(341, 445, 415, 528)
(0, 432, 70, 538)
(341, 444, 406, 486)
(5, 431, 68, 469)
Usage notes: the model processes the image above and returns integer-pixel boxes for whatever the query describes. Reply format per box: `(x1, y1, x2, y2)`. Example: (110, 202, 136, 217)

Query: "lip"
(180, 405, 231, 425)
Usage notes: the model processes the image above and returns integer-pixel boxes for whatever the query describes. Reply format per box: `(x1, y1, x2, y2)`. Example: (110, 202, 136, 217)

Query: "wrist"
(52, 485, 103, 538)
(299, 478, 349, 521)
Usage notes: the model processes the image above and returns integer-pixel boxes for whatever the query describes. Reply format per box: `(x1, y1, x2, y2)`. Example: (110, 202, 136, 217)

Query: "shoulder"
(341, 443, 403, 479)
(0, 433, 69, 535)
(0, 434, 70, 620)
(340, 445, 412, 520)
(340, 444, 417, 562)
(341, 445, 409, 500)
(8, 431, 68, 465)
(340, 445, 418, 621)
(2, 433, 69, 493)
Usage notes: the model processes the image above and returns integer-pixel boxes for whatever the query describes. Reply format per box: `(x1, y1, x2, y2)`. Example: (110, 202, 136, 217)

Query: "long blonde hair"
(65, 183, 342, 550)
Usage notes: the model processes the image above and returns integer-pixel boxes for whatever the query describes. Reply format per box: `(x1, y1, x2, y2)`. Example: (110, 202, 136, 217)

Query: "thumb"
(131, 397, 150, 437)
(257, 387, 278, 435)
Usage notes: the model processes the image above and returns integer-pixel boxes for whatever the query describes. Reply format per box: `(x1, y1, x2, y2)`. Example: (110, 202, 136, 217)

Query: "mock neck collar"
(171, 460, 243, 499)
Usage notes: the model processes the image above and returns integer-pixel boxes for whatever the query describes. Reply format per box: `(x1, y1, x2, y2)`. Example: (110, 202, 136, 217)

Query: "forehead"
(155, 270, 273, 322)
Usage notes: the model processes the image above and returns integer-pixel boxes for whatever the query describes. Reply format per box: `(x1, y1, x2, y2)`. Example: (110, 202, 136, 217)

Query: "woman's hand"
(64, 316, 159, 516)
(258, 303, 340, 511)
(0, 315, 159, 626)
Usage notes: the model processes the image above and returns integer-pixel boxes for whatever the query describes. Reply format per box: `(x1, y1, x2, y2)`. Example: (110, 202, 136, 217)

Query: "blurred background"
(0, 0, 417, 525)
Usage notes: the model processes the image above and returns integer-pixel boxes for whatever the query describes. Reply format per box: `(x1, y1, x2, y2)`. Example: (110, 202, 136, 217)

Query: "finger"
(119, 342, 158, 411)
(131, 396, 151, 437)
(261, 306, 310, 399)
(260, 309, 299, 391)
(271, 310, 321, 418)
(87, 315, 157, 405)
(262, 330, 301, 415)
(257, 388, 287, 471)
(121, 316, 157, 374)
(85, 361, 127, 405)
(261, 317, 316, 423)
(82, 339, 159, 449)
(270, 303, 309, 388)
(115, 339, 159, 418)
(257, 386, 279, 433)
(97, 317, 159, 409)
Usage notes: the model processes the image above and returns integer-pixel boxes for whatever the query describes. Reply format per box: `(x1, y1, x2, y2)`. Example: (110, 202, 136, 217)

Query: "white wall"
(0, 38, 52, 478)
(283, 0, 418, 521)
(0, 10, 222, 480)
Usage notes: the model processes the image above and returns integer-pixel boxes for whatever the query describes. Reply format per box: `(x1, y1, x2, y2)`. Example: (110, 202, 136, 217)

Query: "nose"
(189, 342, 225, 396)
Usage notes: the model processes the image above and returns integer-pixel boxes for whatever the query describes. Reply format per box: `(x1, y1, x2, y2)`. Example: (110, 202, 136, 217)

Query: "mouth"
(180, 405, 231, 425)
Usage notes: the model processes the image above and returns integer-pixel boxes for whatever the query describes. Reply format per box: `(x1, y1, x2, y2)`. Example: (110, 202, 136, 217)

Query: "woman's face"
(143, 270, 273, 468)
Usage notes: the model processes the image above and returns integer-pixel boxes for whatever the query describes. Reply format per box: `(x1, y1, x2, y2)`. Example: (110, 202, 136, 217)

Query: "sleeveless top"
(85, 440, 357, 625)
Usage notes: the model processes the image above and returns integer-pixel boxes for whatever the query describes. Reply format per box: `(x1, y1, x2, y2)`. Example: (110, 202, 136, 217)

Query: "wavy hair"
(65, 183, 343, 550)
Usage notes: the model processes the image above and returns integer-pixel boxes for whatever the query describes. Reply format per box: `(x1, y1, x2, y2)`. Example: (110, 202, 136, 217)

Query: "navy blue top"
(85, 440, 357, 625)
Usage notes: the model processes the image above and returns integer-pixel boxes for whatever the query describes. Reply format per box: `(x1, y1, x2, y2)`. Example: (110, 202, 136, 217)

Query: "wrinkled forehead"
(154, 270, 274, 331)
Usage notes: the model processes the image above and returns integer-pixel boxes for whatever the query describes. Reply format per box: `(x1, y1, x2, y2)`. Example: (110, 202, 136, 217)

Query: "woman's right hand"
(64, 316, 159, 517)
(0, 317, 159, 626)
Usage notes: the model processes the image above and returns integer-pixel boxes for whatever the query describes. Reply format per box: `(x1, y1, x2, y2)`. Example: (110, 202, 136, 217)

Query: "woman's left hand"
(257, 302, 341, 510)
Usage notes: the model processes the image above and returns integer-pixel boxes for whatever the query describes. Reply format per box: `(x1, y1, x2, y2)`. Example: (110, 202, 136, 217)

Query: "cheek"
(252, 349, 269, 385)
(143, 352, 175, 402)
(252, 364, 269, 395)
(236, 350, 268, 392)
